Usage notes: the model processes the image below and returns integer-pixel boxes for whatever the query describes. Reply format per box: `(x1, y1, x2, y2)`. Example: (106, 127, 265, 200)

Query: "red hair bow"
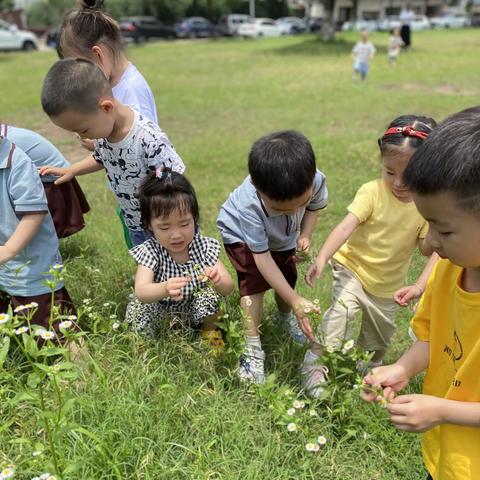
(383, 125, 429, 140)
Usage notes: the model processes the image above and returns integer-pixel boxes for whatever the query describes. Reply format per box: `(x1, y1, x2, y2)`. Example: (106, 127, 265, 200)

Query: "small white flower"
(112, 322, 120, 330)
(0, 467, 15, 479)
(32, 450, 42, 457)
(287, 422, 297, 432)
(31, 477, 41, 480)
(303, 306, 311, 313)
(309, 408, 318, 417)
(110, 314, 117, 319)
(52, 264, 63, 270)
(313, 298, 320, 305)
(287, 408, 296, 416)
(15, 326, 29, 335)
(59, 321, 73, 330)
(292, 400, 305, 409)
(305, 442, 319, 452)
(67, 315, 77, 321)
(103, 302, 110, 307)
(0, 313, 10, 324)
(342, 339, 355, 352)
(14, 305, 27, 313)
(325, 345, 336, 353)
(34, 328, 47, 337)
(82, 298, 91, 305)
(244, 296, 252, 307)
(39, 474, 51, 480)
(40, 330, 56, 341)
(317, 435, 327, 445)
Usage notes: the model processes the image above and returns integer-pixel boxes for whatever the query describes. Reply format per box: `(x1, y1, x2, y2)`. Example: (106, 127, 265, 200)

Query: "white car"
(410, 15, 431, 31)
(238, 18, 281, 38)
(430, 14, 469, 29)
(376, 16, 401, 32)
(341, 19, 378, 32)
(0, 19, 38, 50)
(275, 17, 307, 35)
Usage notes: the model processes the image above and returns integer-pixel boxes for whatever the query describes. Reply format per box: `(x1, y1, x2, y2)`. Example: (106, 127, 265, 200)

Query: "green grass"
(1, 29, 480, 478)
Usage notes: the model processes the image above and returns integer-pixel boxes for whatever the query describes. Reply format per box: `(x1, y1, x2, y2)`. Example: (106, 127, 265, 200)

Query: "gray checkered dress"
(125, 233, 221, 337)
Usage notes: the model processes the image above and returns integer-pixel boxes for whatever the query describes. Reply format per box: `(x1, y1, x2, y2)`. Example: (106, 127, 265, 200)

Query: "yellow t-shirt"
(333, 179, 428, 298)
(412, 259, 480, 480)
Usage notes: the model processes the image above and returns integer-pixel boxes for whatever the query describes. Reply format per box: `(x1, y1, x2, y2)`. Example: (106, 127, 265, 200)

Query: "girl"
(302, 115, 436, 398)
(126, 170, 234, 351)
(0, 123, 90, 238)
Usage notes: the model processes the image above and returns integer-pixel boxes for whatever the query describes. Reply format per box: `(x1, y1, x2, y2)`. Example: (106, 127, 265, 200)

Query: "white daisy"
(67, 315, 77, 321)
(15, 326, 28, 335)
(317, 435, 327, 445)
(40, 331, 56, 341)
(32, 450, 42, 457)
(342, 339, 355, 352)
(292, 400, 305, 409)
(287, 422, 297, 432)
(14, 305, 27, 313)
(309, 409, 318, 417)
(0, 313, 10, 324)
(34, 328, 47, 337)
(59, 321, 73, 330)
(305, 442, 319, 452)
(244, 296, 253, 307)
(103, 302, 110, 307)
(0, 467, 15, 479)
(112, 322, 120, 330)
(39, 474, 51, 480)
(287, 408, 296, 416)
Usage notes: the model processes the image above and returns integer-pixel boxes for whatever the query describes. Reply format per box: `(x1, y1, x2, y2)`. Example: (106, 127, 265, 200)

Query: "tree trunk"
(321, 0, 336, 40)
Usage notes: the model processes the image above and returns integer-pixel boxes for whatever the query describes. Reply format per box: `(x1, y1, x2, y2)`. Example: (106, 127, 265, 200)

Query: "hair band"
(382, 125, 429, 140)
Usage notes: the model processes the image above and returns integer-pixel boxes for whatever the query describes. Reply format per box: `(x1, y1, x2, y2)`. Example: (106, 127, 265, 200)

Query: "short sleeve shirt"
(0, 124, 69, 183)
(217, 170, 328, 253)
(0, 137, 63, 296)
(92, 109, 185, 231)
(352, 41, 376, 64)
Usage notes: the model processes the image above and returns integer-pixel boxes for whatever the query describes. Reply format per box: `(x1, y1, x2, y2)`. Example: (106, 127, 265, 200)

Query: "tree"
(319, 0, 336, 40)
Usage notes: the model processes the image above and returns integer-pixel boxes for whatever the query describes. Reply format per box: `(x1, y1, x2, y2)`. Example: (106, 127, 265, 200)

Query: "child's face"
(382, 148, 413, 202)
(149, 210, 195, 254)
(414, 191, 480, 268)
(259, 187, 313, 215)
(50, 103, 115, 140)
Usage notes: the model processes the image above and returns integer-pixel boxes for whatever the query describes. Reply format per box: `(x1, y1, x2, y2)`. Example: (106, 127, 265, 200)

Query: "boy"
(352, 30, 376, 81)
(217, 131, 328, 383)
(39, 58, 184, 247)
(363, 107, 480, 479)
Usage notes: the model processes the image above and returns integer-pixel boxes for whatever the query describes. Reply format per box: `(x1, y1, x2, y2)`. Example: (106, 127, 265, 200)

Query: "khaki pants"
(320, 261, 398, 352)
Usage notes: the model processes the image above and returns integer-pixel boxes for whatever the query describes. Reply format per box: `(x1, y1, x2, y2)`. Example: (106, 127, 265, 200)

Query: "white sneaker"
(301, 353, 329, 398)
(238, 345, 265, 384)
(277, 312, 307, 345)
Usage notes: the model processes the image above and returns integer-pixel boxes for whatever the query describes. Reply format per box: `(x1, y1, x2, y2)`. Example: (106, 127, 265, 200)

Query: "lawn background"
(1, 29, 479, 479)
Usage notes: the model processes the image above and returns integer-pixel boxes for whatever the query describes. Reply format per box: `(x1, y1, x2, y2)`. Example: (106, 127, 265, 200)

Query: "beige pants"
(320, 261, 398, 352)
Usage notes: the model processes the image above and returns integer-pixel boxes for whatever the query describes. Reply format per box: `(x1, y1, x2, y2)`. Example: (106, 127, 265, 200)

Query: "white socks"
(246, 335, 262, 350)
(304, 349, 320, 365)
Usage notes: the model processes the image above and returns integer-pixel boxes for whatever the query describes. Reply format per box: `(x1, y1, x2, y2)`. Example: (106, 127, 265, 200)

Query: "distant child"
(388, 28, 404, 65)
(0, 136, 74, 331)
(217, 131, 328, 384)
(126, 171, 233, 352)
(39, 59, 184, 247)
(363, 107, 480, 479)
(352, 30, 376, 80)
(0, 123, 90, 238)
(304, 115, 435, 397)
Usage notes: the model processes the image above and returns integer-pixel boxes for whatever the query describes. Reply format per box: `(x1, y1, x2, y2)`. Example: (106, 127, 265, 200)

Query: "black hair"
(57, 0, 123, 61)
(404, 106, 480, 212)
(41, 58, 112, 116)
(248, 130, 316, 201)
(378, 115, 437, 154)
(138, 169, 200, 229)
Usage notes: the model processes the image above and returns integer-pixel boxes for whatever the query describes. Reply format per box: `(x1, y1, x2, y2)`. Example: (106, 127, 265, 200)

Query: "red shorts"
(224, 243, 297, 297)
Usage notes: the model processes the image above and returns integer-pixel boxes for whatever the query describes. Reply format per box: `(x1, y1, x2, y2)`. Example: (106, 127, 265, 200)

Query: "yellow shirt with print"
(333, 179, 428, 298)
(412, 259, 480, 480)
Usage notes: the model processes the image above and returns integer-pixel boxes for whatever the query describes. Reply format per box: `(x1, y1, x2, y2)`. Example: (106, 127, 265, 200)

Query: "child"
(126, 170, 234, 350)
(217, 130, 328, 384)
(0, 123, 90, 238)
(39, 58, 184, 247)
(304, 115, 435, 397)
(0, 136, 74, 331)
(352, 30, 376, 81)
(363, 107, 480, 479)
(388, 28, 404, 65)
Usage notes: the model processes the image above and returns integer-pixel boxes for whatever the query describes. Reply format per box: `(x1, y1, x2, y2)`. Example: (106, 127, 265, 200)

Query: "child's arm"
(0, 212, 46, 264)
(38, 154, 103, 185)
(204, 260, 234, 297)
(134, 265, 190, 303)
(305, 212, 360, 287)
(253, 251, 318, 341)
(394, 253, 439, 306)
(296, 209, 319, 255)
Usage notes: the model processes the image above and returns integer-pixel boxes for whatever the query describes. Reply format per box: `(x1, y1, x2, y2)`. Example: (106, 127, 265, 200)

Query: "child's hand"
(0, 245, 14, 265)
(293, 237, 311, 263)
(38, 166, 73, 185)
(394, 284, 423, 307)
(305, 258, 326, 288)
(291, 297, 320, 342)
(386, 394, 444, 432)
(204, 266, 221, 287)
(362, 364, 410, 403)
(166, 276, 190, 301)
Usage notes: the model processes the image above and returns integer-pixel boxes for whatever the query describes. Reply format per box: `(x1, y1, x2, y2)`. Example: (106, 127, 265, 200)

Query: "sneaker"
(301, 355, 329, 398)
(238, 345, 265, 384)
(277, 312, 308, 345)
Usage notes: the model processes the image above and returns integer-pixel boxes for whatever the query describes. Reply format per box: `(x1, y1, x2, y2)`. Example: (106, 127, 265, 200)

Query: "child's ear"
(99, 99, 115, 113)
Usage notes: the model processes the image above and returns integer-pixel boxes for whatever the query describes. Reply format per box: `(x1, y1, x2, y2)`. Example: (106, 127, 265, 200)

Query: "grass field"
(1, 29, 480, 479)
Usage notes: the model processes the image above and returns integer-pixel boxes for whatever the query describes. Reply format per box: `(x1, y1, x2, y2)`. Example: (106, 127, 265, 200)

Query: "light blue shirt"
(0, 124, 69, 183)
(217, 170, 328, 253)
(0, 137, 63, 296)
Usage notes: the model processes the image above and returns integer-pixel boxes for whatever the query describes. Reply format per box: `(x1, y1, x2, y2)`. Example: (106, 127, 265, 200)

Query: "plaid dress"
(125, 233, 221, 337)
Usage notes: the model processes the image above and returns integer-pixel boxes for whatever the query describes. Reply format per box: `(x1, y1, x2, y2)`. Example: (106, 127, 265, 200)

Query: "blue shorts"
(354, 61, 369, 79)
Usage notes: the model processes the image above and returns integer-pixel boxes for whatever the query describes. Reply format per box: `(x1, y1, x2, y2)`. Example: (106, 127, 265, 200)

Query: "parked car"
(275, 16, 307, 35)
(410, 15, 431, 31)
(0, 19, 38, 50)
(430, 14, 469, 29)
(119, 16, 176, 43)
(307, 17, 322, 32)
(175, 17, 216, 38)
(376, 16, 401, 32)
(238, 17, 281, 38)
(341, 19, 377, 32)
(217, 14, 250, 36)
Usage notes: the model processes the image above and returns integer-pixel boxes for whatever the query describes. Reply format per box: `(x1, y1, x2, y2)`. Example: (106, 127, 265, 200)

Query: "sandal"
(200, 329, 225, 356)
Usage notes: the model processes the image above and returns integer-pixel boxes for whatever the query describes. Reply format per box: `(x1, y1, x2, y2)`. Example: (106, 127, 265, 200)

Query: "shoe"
(301, 353, 329, 398)
(277, 312, 307, 345)
(200, 329, 225, 356)
(356, 359, 383, 376)
(238, 345, 265, 384)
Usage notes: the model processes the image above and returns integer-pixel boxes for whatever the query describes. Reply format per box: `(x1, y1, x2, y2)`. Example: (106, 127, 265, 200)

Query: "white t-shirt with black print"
(92, 109, 185, 231)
